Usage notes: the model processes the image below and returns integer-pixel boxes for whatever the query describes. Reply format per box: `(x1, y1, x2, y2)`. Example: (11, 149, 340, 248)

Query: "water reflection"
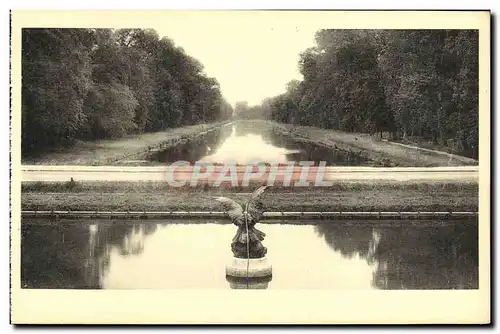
(268, 133, 377, 166)
(21, 220, 478, 290)
(200, 125, 301, 165)
(148, 125, 232, 164)
(315, 221, 478, 289)
(21, 221, 158, 289)
(147, 121, 378, 166)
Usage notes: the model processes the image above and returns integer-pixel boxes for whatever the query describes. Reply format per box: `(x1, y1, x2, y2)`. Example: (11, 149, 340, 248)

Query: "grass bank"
(264, 120, 478, 167)
(22, 121, 230, 166)
(22, 180, 478, 213)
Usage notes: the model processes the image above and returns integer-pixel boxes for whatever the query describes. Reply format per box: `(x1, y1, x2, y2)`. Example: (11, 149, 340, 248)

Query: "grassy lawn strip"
(263, 120, 478, 167)
(22, 121, 230, 166)
(22, 180, 478, 213)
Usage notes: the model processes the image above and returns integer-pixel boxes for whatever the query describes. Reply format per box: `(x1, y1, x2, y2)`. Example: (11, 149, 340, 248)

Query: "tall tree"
(261, 29, 478, 158)
(22, 29, 95, 152)
(21, 28, 233, 156)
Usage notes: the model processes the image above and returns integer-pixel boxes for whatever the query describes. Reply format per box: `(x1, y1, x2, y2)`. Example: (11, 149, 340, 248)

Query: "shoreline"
(21, 211, 478, 222)
(269, 120, 478, 167)
(21, 121, 231, 166)
(21, 120, 478, 168)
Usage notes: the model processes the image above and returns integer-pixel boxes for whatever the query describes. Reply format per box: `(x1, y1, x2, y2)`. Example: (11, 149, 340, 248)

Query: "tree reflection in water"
(314, 221, 478, 289)
(21, 221, 158, 289)
(268, 130, 373, 166)
(22, 219, 478, 290)
(235, 121, 272, 139)
(149, 125, 232, 164)
(150, 121, 374, 167)
(88, 222, 159, 285)
(21, 222, 94, 289)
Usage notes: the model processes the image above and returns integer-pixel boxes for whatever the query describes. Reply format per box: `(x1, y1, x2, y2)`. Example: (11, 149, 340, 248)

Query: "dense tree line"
(245, 30, 479, 158)
(22, 28, 233, 155)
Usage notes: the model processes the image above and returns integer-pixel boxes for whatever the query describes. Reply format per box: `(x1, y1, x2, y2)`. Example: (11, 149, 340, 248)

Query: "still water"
(21, 220, 478, 290)
(148, 121, 377, 166)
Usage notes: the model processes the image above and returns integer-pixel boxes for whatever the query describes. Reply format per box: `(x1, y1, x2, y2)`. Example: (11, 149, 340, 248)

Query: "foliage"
(245, 30, 479, 158)
(22, 28, 233, 155)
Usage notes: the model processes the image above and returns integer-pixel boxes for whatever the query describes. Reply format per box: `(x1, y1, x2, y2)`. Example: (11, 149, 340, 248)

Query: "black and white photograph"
(9, 9, 491, 324)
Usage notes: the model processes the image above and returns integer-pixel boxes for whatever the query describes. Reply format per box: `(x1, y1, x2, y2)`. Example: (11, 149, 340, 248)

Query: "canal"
(21, 219, 478, 290)
(147, 121, 378, 166)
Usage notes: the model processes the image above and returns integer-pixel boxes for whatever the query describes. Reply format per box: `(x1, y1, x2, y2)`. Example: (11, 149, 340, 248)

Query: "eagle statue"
(213, 185, 269, 259)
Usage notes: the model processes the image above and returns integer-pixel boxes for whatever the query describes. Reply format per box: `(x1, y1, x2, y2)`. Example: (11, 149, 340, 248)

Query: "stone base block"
(225, 256, 272, 278)
(225, 275, 273, 289)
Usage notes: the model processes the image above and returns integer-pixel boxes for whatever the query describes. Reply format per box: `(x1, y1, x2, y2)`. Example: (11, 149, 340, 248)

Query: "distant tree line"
(240, 30, 479, 158)
(233, 101, 267, 120)
(22, 28, 233, 155)
(232, 101, 266, 120)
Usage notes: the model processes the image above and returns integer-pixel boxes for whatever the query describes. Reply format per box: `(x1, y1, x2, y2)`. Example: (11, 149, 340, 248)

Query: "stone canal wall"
(21, 210, 478, 221)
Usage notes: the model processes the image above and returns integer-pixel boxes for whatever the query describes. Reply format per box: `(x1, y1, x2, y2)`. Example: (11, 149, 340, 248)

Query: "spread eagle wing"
(249, 185, 269, 201)
(213, 196, 243, 221)
(245, 185, 269, 222)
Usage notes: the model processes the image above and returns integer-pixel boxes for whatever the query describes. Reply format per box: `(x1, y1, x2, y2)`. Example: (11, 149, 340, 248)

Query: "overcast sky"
(153, 12, 321, 106)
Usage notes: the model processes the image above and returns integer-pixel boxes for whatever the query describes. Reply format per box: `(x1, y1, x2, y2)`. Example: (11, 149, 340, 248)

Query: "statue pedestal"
(225, 275, 273, 289)
(225, 256, 272, 278)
